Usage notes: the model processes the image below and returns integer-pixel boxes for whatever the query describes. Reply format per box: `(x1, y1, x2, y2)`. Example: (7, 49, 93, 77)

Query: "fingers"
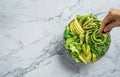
(98, 9, 120, 34)
(98, 12, 112, 34)
(103, 21, 118, 33)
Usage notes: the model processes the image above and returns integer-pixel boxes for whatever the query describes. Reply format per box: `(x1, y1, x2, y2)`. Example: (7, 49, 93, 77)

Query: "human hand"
(98, 9, 120, 34)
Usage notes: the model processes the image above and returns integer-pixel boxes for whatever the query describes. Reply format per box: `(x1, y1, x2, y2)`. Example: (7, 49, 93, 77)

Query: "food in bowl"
(64, 14, 111, 64)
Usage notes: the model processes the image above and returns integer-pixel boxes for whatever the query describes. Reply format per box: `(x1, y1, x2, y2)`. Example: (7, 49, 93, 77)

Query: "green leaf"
(88, 13, 93, 18)
(94, 24, 100, 30)
(76, 15, 81, 21)
(64, 26, 74, 40)
(74, 58, 81, 62)
(65, 38, 74, 45)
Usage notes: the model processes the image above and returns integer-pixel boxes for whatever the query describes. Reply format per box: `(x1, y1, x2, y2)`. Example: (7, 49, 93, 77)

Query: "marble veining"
(0, 0, 120, 77)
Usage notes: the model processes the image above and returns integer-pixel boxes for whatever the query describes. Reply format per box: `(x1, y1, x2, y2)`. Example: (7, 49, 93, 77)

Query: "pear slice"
(72, 20, 81, 35)
(79, 53, 87, 64)
(92, 53, 97, 64)
(75, 18, 84, 33)
(82, 44, 87, 55)
(70, 21, 77, 35)
(70, 20, 82, 35)
(86, 52, 92, 63)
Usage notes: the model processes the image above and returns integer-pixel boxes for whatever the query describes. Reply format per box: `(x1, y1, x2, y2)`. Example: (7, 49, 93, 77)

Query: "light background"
(0, 0, 120, 77)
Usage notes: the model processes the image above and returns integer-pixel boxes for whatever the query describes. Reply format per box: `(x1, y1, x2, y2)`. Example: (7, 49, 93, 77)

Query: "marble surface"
(0, 0, 120, 77)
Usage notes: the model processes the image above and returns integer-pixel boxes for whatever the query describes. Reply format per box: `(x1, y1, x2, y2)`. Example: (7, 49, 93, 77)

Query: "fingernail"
(98, 29, 103, 34)
(98, 29, 101, 34)
(98, 31, 100, 34)
(104, 29, 107, 33)
(98, 32, 101, 34)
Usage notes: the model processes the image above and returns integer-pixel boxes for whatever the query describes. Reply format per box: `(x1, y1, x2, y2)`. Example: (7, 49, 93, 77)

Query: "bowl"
(64, 14, 111, 64)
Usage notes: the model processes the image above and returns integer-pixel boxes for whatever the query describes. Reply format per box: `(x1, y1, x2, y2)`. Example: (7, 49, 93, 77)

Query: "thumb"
(104, 21, 118, 32)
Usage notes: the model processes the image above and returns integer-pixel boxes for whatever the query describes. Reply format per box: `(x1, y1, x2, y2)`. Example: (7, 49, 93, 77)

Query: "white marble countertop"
(0, 0, 120, 77)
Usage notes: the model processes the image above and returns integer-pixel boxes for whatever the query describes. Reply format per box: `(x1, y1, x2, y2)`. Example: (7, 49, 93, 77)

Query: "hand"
(98, 9, 120, 34)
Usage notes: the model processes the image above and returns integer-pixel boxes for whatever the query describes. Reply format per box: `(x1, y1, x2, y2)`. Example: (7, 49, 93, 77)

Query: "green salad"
(64, 14, 111, 64)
